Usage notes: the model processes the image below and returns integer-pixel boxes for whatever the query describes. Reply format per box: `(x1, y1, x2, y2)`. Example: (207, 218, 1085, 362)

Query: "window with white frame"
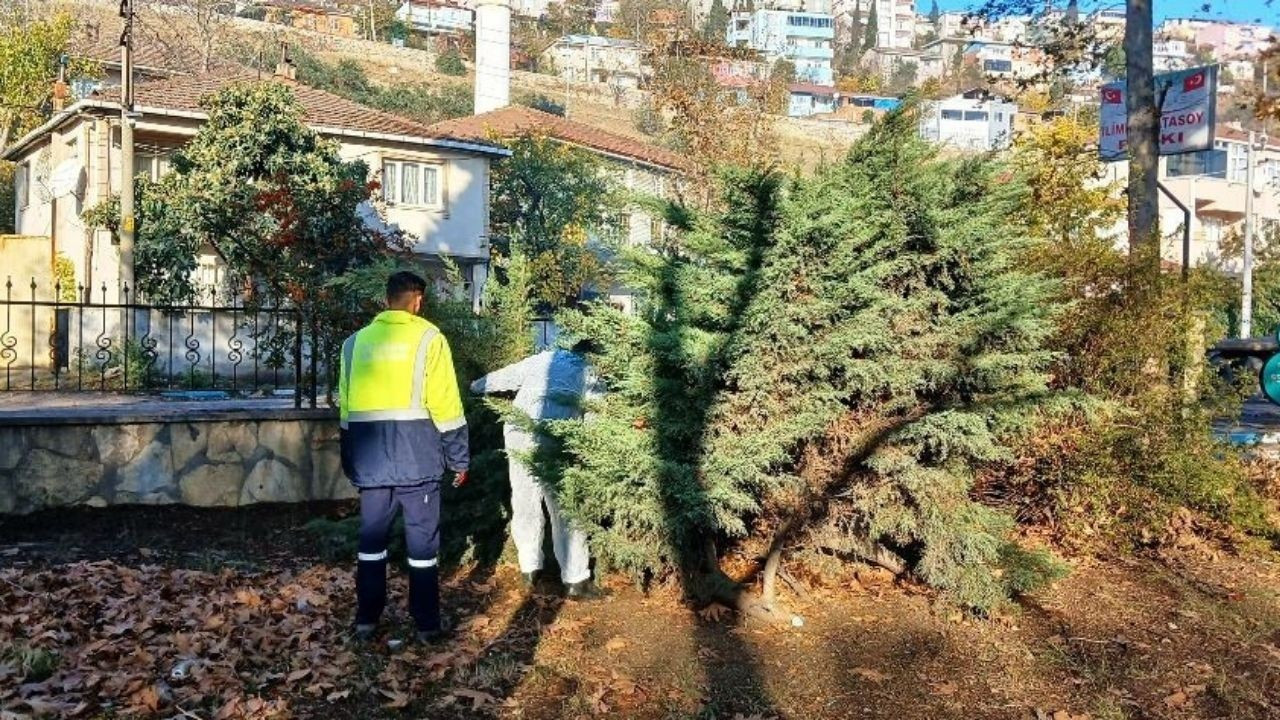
(133, 152, 171, 181)
(383, 160, 442, 207)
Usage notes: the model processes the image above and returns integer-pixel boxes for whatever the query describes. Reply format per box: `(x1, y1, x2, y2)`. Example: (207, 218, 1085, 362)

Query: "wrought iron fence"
(0, 277, 335, 408)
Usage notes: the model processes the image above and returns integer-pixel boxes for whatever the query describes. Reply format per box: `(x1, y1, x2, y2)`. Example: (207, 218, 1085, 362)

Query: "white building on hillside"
(395, 1, 475, 37)
(918, 90, 1017, 151)
(727, 9, 835, 86)
(541, 35, 644, 89)
(934, 11, 976, 39)
(830, 0, 913, 48)
(1153, 39, 1192, 72)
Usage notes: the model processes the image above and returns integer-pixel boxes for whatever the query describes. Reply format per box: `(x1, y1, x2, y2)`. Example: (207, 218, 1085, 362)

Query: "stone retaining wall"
(0, 411, 355, 514)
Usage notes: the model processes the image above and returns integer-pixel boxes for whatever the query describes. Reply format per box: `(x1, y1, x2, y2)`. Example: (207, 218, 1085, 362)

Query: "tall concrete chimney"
(473, 0, 511, 115)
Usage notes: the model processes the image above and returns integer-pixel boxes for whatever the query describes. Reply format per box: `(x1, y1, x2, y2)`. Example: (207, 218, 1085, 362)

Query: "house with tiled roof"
(3, 66, 508, 305)
(429, 106, 689, 270)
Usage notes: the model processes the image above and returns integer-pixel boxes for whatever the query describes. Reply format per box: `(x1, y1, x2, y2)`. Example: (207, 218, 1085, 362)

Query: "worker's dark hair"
(386, 271, 428, 306)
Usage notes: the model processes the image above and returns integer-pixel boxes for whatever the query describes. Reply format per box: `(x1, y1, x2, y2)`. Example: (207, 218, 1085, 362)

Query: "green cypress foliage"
(863, 1, 878, 51)
(701, 110, 1065, 610)
(542, 110, 1065, 610)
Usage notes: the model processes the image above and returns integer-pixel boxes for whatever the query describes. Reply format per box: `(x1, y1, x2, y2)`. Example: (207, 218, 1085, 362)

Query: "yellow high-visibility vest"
(338, 310, 469, 487)
(339, 310, 466, 431)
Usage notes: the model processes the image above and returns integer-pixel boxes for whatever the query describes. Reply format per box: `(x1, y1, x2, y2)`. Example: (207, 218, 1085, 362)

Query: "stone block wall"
(0, 414, 356, 514)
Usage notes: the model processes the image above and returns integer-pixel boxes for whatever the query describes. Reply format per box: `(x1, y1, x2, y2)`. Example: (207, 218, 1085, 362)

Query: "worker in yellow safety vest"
(339, 271, 470, 644)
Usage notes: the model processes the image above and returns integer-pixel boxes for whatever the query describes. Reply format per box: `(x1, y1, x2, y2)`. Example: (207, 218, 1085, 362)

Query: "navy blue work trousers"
(355, 482, 442, 632)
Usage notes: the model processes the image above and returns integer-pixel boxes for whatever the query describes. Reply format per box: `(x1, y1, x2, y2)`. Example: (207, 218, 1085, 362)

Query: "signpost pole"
(1157, 181, 1191, 282)
(1242, 130, 1257, 338)
(119, 0, 136, 297)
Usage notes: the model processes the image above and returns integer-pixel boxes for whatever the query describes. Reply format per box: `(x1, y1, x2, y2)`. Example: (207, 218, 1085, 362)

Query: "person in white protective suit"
(470, 342, 603, 599)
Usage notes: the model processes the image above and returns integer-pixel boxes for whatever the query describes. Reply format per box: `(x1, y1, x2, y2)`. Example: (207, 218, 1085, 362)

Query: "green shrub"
(633, 100, 665, 136)
(531, 110, 1067, 611)
(517, 92, 565, 116)
(981, 117, 1277, 550)
(435, 49, 466, 76)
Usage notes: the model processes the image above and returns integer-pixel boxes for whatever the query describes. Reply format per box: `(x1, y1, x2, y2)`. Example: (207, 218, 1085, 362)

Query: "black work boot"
(566, 580, 603, 601)
(415, 616, 454, 645)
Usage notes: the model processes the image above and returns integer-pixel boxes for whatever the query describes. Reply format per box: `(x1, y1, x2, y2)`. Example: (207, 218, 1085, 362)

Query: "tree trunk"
(1124, 0, 1158, 256)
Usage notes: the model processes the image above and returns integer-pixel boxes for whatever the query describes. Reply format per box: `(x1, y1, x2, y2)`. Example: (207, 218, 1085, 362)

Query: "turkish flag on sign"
(1183, 70, 1206, 92)
(1102, 87, 1123, 104)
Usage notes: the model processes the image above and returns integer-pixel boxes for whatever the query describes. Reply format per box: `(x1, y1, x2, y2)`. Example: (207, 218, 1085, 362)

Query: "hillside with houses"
(6, 1, 1280, 719)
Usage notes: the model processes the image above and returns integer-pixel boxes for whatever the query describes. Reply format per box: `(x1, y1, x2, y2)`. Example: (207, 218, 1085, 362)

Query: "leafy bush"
(978, 115, 1277, 550)
(490, 134, 620, 310)
(236, 45, 473, 125)
(53, 253, 77, 301)
(434, 49, 467, 76)
(81, 193, 121, 243)
(71, 338, 157, 391)
(632, 100, 665, 136)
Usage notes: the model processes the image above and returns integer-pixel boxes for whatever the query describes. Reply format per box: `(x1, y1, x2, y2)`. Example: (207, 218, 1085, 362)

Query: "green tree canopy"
(0, 12, 93, 148)
(435, 48, 467, 76)
(863, 1, 878, 51)
(134, 82, 408, 312)
(703, 0, 730, 41)
(489, 134, 619, 311)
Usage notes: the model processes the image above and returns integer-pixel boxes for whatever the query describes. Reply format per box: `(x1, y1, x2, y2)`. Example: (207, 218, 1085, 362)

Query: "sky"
(918, 0, 1280, 26)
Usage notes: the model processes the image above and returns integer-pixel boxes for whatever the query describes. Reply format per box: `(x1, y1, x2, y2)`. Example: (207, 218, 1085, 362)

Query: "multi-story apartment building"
(933, 10, 974, 39)
(727, 9, 835, 85)
(830, 0, 913, 48)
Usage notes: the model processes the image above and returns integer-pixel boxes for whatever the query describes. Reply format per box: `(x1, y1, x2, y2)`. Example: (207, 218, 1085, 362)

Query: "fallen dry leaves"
(853, 667, 891, 682)
(0, 560, 506, 718)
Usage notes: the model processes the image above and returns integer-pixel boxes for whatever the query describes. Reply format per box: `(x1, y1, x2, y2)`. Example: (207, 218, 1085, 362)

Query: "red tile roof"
(94, 72, 501, 151)
(788, 83, 837, 96)
(1214, 124, 1280, 150)
(427, 106, 692, 173)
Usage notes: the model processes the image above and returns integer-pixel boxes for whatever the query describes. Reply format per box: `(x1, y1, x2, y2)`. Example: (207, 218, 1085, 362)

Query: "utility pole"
(1123, 0, 1158, 256)
(118, 0, 136, 296)
(1242, 130, 1258, 338)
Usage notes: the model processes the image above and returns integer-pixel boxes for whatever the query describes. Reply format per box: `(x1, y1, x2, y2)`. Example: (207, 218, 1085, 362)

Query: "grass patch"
(1, 644, 59, 682)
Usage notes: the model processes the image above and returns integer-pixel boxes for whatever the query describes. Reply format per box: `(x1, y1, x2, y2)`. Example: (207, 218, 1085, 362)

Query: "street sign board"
(1098, 65, 1218, 162)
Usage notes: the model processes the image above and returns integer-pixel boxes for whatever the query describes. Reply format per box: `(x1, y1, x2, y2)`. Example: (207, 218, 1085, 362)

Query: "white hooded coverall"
(470, 349, 598, 584)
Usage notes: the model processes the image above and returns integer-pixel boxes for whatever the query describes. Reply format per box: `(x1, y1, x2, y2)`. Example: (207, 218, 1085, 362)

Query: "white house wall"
(337, 139, 491, 261)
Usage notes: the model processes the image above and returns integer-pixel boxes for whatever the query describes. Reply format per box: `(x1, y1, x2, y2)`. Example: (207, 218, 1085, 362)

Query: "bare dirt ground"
(2, 503, 1278, 719)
